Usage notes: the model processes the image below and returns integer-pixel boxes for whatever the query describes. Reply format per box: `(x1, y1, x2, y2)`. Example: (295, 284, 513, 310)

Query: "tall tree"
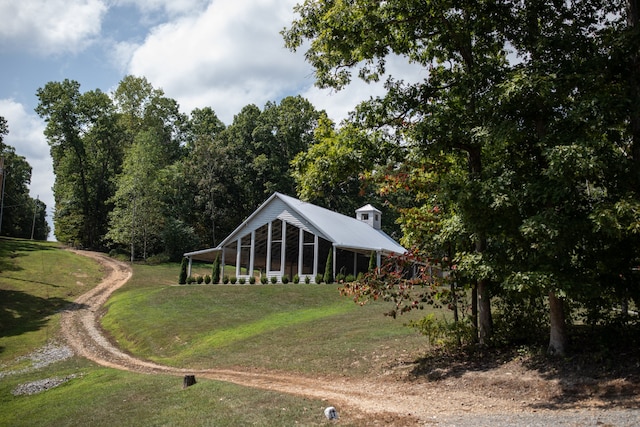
(35, 80, 120, 247)
(284, 0, 509, 343)
(291, 113, 401, 229)
(106, 130, 167, 260)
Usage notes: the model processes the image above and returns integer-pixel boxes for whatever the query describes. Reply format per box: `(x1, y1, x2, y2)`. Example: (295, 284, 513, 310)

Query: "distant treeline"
(0, 116, 49, 240)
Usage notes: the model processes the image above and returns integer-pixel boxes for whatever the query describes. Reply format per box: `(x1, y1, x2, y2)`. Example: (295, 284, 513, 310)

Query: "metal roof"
(184, 192, 406, 260)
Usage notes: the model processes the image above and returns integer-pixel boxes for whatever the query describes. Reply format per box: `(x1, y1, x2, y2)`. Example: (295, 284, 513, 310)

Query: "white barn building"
(183, 192, 406, 282)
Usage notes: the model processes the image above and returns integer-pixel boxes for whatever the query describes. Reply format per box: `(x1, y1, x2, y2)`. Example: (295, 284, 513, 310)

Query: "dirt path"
(60, 251, 640, 426)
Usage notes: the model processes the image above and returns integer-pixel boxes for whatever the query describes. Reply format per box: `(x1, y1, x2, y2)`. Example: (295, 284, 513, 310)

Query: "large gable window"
(270, 220, 283, 272)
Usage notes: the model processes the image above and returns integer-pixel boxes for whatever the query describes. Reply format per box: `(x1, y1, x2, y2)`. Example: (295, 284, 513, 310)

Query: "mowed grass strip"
(102, 275, 427, 375)
(0, 358, 335, 427)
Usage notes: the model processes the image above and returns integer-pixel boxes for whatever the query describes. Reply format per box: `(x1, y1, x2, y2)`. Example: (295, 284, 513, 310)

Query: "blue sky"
(0, 0, 424, 240)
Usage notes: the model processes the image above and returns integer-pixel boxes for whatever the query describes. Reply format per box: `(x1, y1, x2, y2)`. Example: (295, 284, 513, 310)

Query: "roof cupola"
(355, 204, 382, 230)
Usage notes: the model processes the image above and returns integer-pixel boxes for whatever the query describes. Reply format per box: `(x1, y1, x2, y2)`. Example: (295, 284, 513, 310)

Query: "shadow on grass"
(409, 325, 640, 410)
(3, 276, 61, 288)
(0, 289, 88, 341)
(0, 238, 54, 273)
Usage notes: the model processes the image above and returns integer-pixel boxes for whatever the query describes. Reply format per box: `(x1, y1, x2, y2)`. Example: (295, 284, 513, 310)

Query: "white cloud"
(0, 99, 54, 236)
(126, 0, 312, 123)
(124, 0, 428, 125)
(0, 0, 107, 55)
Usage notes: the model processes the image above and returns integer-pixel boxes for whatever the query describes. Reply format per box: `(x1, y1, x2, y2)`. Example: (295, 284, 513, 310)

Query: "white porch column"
(187, 257, 192, 277)
(332, 245, 337, 280)
(266, 221, 272, 277)
(280, 221, 286, 278)
(235, 237, 241, 278)
(376, 251, 381, 268)
(298, 228, 304, 278)
(221, 247, 225, 280)
(249, 230, 255, 278)
(313, 235, 319, 280)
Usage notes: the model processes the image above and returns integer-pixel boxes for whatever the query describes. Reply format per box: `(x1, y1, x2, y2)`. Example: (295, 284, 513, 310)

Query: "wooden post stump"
(183, 375, 196, 388)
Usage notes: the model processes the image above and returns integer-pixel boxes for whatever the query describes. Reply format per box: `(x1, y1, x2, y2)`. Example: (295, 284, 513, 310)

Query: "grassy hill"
(0, 238, 428, 426)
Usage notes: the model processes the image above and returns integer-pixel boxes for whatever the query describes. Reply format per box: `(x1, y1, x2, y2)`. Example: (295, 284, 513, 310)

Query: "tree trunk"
(548, 290, 567, 356)
(477, 278, 492, 345)
(471, 284, 478, 341)
(627, 0, 640, 191)
(182, 375, 197, 388)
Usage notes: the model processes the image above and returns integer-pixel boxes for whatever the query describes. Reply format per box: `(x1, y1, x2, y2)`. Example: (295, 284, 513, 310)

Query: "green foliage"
(249, 275, 256, 284)
(323, 248, 333, 284)
(239, 277, 246, 284)
(281, 275, 289, 284)
(270, 276, 277, 284)
(230, 277, 237, 284)
(35, 79, 122, 247)
(304, 276, 310, 284)
(204, 275, 211, 284)
(260, 274, 268, 284)
(315, 274, 324, 284)
(368, 251, 376, 272)
(223, 275, 229, 284)
(196, 275, 204, 284)
(178, 258, 188, 284)
(211, 254, 221, 284)
(284, 0, 639, 351)
(408, 314, 476, 349)
(290, 117, 395, 219)
(293, 274, 300, 284)
(0, 139, 50, 240)
(492, 292, 549, 347)
(345, 274, 355, 283)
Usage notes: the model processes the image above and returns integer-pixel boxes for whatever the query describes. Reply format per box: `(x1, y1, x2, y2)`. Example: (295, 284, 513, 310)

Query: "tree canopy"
(284, 0, 640, 354)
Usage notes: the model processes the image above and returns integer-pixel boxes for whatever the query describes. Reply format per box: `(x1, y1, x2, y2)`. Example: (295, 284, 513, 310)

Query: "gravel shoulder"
(58, 250, 640, 426)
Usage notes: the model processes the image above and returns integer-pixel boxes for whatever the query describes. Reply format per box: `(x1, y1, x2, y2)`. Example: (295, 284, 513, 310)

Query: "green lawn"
(0, 238, 104, 361)
(0, 239, 430, 426)
(102, 281, 427, 375)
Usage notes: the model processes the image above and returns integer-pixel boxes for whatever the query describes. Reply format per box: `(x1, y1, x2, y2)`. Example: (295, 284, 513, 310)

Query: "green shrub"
(270, 276, 278, 284)
(239, 277, 246, 284)
(249, 275, 256, 284)
(315, 274, 324, 284)
(345, 274, 356, 283)
(304, 275, 310, 284)
(187, 276, 196, 284)
(368, 251, 376, 272)
(408, 314, 475, 349)
(282, 275, 289, 284)
(212, 254, 221, 284)
(323, 248, 333, 284)
(223, 275, 229, 284)
(196, 275, 204, 284)
(179, 257, 188, 284)
(261, 274, 268, 284)
(146, 253, 170, 265)
(204, 275, 211, 284)
(293, 274, 300, 284)
(230, 276, 237, 284)
(335, 273, 345, 283)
